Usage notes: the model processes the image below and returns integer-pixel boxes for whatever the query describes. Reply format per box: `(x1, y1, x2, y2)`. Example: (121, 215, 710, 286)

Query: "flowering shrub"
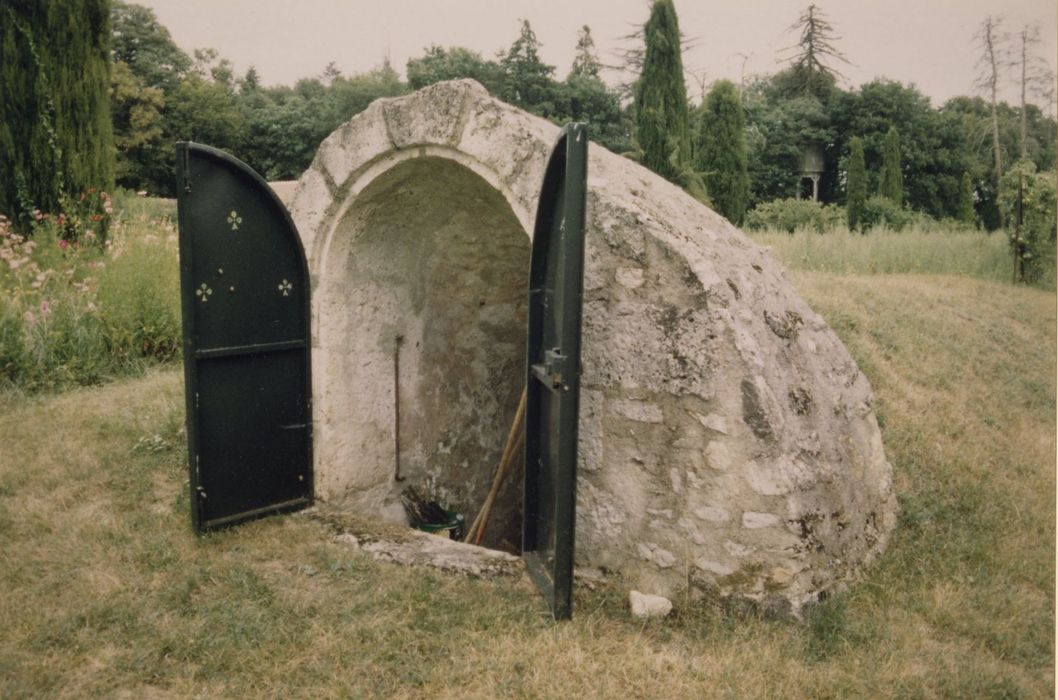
(745, 198, 846, 233)
(28, 187, 114, 246)
(0, 193, 180, 393)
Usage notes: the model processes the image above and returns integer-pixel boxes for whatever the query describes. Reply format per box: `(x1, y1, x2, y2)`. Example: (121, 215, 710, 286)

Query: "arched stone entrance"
(313, 154, 529, 549)
(290, 80, 898, 612)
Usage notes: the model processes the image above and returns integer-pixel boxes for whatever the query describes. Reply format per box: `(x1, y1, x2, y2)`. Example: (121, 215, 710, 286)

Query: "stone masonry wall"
(289, 80, 898, 611)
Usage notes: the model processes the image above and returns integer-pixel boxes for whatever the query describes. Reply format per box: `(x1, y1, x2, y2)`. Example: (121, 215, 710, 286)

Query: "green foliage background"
(0, 0, 115, 225)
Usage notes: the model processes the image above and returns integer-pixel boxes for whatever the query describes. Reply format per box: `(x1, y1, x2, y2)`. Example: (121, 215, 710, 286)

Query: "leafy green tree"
(110, 1, 190, 93)
(695, 80, 749, 223)
(500, 20, 556, 113)
(569, 25, 601, 80)
(1, 0, 114, 225)
(880, 125, 903, 205)
(942, 94, 1056, 228)
(111, 60, 167, 192)
(958, 172, 976, 225)
(635, 0, 691, 182)
(237, 62, 407, 181)
(325, 60, 407, 121)
(166, 73, 246, 156)
(830, 80, 965, 217)
(846, 136, 866, 230)
(406, 46, 503, 94)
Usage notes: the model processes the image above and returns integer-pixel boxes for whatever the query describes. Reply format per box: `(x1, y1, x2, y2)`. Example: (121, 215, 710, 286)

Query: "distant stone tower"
(797, 141, 825, 201)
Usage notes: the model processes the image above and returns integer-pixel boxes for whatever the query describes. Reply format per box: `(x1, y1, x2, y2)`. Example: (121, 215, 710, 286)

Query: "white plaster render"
(289, 79, 898, 611)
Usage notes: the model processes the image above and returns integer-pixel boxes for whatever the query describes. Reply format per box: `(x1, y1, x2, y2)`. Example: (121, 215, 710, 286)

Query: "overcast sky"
(140, 0, 1056, 108)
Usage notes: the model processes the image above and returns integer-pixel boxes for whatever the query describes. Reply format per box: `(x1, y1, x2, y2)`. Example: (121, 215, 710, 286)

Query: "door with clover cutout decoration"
(176, 142, 312, 533)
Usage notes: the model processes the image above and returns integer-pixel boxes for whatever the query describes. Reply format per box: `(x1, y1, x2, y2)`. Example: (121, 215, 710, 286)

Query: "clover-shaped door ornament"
(195, 283, 213, 303)
(227, 210, 242, 230)
(278, 279, 293, 297)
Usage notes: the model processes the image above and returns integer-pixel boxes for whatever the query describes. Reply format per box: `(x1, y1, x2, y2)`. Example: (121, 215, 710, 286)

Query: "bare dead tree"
(686, 67, 710, 106)
(1010, 23, 1057, 158)
(974, 15, 1007, 182)
(735, 52, 752, 99)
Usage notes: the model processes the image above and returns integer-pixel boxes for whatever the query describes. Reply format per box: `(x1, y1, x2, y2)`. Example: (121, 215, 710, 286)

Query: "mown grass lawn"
(0, 271, 1053, 699)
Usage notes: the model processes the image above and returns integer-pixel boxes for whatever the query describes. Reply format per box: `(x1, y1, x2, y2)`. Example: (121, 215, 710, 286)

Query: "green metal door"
(176, 142, 312, 533)
(523, 124, 588, 620)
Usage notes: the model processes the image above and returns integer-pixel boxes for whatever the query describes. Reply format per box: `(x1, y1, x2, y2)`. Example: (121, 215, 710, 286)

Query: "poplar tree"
(846, 137, 866, 230)
(0, 0, 114, 225)
(635, 0, 691, 182)
(880, 126, 903, 205)
(958, 172, 976, 226)
(696, 80, 749, 224)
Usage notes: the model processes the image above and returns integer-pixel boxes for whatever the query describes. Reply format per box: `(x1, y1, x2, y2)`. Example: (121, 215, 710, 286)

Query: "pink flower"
(57, 239, 69, 250)
(39, 300, 51, 316)
(32, 209, 42, 221)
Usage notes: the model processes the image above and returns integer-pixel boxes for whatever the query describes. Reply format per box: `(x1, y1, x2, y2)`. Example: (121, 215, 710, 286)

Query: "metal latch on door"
(530, 348, 569, 392)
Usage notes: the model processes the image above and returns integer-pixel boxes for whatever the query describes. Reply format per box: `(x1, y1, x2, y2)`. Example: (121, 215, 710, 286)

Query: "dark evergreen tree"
(777, 4, 848, 101)
(240, 66, 261, 93)
(880, 125, 903, 205)
(569, 25, 601, 80)
(695, 80, 749, 224)
(958, 172, 976, 225)
(1, 0, 115, 225)
(499, 20, 556, 112)
(635, 0, 691, 182)
(846, 136, 866, 230)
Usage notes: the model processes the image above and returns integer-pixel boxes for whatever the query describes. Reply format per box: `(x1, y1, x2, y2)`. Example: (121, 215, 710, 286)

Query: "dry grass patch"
(0, 273, 1053, 698)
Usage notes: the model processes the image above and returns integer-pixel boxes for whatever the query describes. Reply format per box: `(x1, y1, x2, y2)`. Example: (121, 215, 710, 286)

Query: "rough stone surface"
(629, 590, 673, 619)
(290, 79, 898, 611)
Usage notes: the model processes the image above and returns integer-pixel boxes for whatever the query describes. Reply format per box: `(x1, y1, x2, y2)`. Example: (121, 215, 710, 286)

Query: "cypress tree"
(695, 80, 749, 224)
(846, 137, 866, 231)
(635, 0, 690, 182)
(0, 0, 114, 225)
(958, 172, 976, 226)
(880, 125, 903, 206)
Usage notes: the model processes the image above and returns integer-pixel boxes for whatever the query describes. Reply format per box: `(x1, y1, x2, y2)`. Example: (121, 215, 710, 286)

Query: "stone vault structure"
(289, 80, 897, 611)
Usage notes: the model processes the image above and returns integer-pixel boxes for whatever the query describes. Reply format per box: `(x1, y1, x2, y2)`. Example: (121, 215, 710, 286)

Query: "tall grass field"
(750, 226, 1056, 289)
(0, 203, 1053, 697)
